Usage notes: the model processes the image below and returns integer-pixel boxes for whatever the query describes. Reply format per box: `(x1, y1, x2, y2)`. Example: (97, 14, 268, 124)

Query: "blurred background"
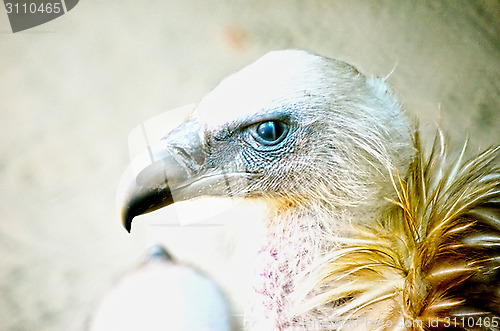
(1, 1, 499, 330)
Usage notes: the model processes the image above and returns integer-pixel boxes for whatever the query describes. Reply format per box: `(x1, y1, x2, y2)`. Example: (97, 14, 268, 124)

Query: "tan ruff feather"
(295, 130, 500, 330)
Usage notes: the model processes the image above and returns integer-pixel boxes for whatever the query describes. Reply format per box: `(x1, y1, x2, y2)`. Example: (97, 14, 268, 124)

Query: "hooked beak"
(119, 117, 252, 232)
(119, 118, 206, 232)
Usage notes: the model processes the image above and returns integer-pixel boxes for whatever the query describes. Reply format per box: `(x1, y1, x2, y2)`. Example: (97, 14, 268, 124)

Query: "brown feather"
(293, 130, 500, 330)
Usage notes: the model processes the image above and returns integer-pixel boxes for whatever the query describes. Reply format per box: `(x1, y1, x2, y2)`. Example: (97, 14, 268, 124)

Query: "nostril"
(173, 145, 191, 160)
(168, 144, 206, 173)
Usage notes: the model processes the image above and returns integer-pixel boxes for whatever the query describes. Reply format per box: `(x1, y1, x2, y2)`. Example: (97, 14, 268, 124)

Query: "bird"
(118, 50, 500, 330)
(89, 245, 233, 331)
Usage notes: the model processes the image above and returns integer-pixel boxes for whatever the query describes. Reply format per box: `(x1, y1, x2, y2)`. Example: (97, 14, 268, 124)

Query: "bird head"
(120, 50, 413, 232)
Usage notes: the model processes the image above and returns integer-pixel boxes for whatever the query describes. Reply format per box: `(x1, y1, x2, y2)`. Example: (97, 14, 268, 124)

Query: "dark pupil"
(257, 121, 284, 142)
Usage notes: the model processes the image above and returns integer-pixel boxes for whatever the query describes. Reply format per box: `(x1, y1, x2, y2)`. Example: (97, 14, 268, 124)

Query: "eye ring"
(251, 120, 289, 145)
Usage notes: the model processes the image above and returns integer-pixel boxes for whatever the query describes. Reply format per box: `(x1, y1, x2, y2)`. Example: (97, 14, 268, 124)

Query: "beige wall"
(1, 1, 498, 330)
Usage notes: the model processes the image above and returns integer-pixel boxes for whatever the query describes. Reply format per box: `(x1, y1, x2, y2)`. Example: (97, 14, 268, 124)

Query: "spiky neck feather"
(247, 132, 500, 331)
(247, 194, 394, 330)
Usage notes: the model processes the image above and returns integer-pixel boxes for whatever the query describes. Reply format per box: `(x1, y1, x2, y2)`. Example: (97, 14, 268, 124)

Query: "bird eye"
(253, 120, 288, 145)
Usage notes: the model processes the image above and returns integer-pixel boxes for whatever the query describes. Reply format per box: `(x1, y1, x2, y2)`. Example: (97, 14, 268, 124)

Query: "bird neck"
(247, 202, 385, 330)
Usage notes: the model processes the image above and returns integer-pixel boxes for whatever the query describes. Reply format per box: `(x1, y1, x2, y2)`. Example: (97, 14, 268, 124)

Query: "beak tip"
(121, 208, 133, 233)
